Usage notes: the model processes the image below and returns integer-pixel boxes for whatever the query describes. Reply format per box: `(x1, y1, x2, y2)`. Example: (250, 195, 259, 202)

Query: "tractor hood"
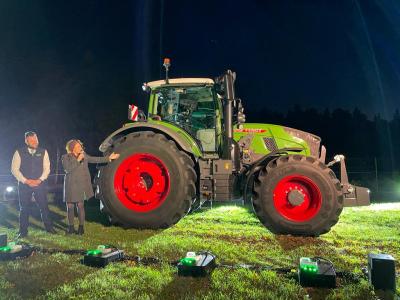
(233, 123, 321, 159)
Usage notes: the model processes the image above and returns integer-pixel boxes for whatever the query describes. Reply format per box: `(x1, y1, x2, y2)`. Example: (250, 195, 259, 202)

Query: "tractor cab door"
(191, 89, 220, 153)
(153, 85, 220, 153)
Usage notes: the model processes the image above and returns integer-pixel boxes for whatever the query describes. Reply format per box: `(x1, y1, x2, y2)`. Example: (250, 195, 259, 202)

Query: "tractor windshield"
(155, 86, 218, 152)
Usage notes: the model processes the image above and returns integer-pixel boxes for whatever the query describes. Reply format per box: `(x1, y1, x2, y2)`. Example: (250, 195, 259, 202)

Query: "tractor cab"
(145, 78, 223, 154)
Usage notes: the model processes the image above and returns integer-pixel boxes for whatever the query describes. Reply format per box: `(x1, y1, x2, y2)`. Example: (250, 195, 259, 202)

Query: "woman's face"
(72, 142, 83, 156)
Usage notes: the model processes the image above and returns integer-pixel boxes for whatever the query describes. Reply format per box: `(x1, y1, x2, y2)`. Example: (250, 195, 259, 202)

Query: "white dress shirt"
(11, 148, 50, 183)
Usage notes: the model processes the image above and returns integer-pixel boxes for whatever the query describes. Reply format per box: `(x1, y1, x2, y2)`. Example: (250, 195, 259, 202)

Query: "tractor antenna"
(163, 58, 171, 84)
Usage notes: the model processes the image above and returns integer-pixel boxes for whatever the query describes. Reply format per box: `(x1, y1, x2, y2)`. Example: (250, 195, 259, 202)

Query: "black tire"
(97, 131, 197, 229)
(252, 155, 343, 236)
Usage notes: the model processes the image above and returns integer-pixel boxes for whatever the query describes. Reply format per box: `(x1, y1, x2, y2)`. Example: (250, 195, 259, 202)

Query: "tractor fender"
(99, 122, 203, 157)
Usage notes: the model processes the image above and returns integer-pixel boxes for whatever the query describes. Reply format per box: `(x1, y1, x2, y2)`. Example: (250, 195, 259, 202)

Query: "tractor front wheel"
(252, 155, 343, 236)
(97, 131, 196, 228)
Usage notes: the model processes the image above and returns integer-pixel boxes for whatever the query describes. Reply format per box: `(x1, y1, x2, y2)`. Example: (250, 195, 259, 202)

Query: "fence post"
(55, 147, 60, 185)
(374, 157, 379, 193)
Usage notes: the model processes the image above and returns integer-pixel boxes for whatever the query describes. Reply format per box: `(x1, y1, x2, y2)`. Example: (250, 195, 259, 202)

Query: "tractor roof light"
(334, 154, 345, 162)
(142, 83, 150, 92)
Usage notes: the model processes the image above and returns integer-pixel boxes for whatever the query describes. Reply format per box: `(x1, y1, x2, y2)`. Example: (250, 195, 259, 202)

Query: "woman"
(62, 139, 119, 235)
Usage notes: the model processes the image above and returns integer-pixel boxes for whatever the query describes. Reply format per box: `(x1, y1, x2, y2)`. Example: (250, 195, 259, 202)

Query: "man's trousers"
(18, 184, 53, 234)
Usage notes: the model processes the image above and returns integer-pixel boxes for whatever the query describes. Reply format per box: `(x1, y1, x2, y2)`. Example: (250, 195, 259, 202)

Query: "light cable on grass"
(0, 242, 372, 285)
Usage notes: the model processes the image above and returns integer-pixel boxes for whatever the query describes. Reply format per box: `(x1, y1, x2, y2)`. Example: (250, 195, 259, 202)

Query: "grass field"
(0, 199, 399, 300)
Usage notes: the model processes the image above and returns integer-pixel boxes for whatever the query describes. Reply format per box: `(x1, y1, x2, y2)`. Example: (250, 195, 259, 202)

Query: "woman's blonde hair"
(65, 139, 83, 154)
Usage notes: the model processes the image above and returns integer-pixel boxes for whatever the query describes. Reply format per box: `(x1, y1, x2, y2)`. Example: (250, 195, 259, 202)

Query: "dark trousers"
(18, 184, 53, 234)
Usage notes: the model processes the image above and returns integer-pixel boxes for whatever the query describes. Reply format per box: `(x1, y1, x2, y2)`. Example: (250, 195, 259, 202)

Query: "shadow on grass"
(188, 201, 255, 217)
(0, 201, 19, 229)
(84, 198, 112, 226)
(274, 235, 329, 251)
(0, 199, 67, 232)
(158, 274, 211, 300)
(51, 198, 111, 227)
(28, 201, 67, 231)
(2, 254, 93, 300)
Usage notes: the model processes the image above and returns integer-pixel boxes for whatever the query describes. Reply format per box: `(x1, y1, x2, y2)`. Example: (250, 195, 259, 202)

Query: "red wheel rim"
(273, 174, 322, 222)
(114, 153, 170, 212)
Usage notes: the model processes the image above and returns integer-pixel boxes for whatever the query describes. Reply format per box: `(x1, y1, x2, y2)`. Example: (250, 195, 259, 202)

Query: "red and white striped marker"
(128, 104, 139, 121)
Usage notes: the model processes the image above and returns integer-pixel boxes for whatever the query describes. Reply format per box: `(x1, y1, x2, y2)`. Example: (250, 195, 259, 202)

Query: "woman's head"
(66, 139, 84, 156)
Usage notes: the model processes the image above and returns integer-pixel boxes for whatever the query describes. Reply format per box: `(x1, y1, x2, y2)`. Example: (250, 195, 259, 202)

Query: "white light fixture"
(5, 186, 14, 193)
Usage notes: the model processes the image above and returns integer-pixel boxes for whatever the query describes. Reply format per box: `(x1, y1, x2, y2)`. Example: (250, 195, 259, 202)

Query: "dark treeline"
(247, 105, 400, 172)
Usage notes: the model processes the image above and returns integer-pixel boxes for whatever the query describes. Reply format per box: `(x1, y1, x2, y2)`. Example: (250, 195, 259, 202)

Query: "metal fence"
(344, 157, 399, 201)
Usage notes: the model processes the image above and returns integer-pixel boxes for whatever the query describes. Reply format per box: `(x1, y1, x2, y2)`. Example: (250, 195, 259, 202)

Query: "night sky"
(0, 0, 400, 172)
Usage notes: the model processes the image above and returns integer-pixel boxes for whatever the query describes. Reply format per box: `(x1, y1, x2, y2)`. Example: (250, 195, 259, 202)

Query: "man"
(11, 131, 56, 237)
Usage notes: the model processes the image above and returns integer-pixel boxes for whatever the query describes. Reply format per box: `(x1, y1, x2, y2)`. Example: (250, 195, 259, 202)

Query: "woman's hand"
(77, 152, 85, 162)
(109, 152, 120, 161)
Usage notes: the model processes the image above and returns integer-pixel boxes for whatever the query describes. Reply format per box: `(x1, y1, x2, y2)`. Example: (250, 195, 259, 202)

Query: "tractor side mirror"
(138, 110, 147, 121)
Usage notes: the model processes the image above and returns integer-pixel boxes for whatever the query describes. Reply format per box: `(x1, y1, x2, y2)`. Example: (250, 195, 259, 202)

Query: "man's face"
(25, 135, 39, 149)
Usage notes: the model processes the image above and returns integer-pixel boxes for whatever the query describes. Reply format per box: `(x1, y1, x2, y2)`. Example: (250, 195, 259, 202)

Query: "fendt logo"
(234, 128, 266, 133)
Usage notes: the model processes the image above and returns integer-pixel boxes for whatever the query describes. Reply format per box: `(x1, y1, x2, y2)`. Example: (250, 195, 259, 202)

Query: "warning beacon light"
(163, 57, 171, 68)
(163, 58, 171, 84)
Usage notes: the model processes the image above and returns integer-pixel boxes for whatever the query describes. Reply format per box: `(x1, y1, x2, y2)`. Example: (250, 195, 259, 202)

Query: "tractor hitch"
(327, 155, 370, 207)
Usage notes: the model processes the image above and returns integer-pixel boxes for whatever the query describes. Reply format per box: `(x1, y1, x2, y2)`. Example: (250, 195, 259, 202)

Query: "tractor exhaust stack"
(221, 70, 236, 160)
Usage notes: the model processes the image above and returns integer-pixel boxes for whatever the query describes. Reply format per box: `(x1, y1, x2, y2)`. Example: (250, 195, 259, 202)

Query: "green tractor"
(96, 60, 370, 236)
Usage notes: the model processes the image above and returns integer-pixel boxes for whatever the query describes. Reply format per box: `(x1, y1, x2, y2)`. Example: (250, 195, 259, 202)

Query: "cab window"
(154, 86, 218, 152)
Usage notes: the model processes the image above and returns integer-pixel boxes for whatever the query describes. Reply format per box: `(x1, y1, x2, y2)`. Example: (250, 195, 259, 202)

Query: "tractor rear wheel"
(97, 131, 196, 228)
(252, 155, 343, 236)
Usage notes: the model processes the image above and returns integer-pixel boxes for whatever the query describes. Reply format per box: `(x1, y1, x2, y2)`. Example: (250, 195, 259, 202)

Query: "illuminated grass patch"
(0, 200, 399, 299)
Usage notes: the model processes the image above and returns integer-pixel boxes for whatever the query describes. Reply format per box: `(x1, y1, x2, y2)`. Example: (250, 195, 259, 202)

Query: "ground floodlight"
(83, 245, 124, 268)
(0, 237, 30, 261)
(177, 251, 216, 277)
(368, 253, 396, 292)
(298, 257, 336, 288)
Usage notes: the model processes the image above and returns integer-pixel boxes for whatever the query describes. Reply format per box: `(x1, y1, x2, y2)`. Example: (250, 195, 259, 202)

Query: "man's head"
(25, 131, 39, 149)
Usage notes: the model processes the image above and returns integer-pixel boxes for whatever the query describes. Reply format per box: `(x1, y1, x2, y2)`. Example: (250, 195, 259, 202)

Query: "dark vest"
(18, 147, 45, 179)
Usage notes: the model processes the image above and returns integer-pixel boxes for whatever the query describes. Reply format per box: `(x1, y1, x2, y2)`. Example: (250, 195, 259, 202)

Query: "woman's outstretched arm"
(85, 154, 110, 164)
